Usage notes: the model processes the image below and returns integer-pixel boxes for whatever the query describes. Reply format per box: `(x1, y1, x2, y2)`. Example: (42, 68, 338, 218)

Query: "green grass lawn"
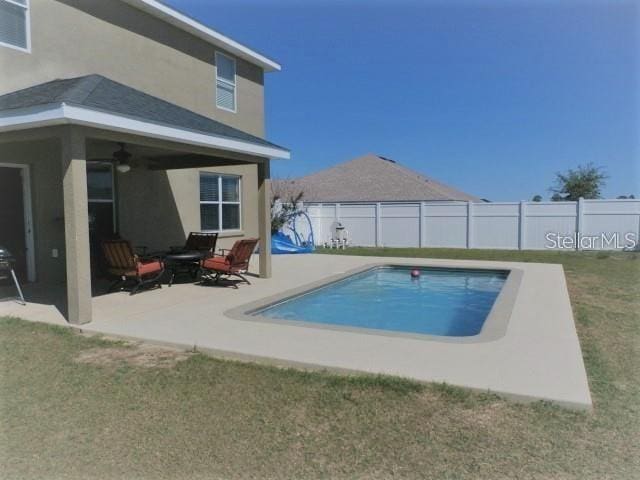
(1, 248, 639, 479)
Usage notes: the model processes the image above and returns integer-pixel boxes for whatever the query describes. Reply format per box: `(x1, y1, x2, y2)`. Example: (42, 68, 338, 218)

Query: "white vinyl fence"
(302, 199, 640, 251)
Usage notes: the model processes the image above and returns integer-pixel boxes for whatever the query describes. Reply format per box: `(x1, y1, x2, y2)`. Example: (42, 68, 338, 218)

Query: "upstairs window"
(0, 0, 29, 51)
(215, 52, 236, 112)
(200, 173, 241, 232)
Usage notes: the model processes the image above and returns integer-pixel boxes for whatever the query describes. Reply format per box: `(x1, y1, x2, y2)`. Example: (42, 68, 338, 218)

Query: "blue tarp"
(272, 231, 313, 254)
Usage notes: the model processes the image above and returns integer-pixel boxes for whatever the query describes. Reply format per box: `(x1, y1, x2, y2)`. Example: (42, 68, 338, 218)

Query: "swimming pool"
(253, 266, 508, 337)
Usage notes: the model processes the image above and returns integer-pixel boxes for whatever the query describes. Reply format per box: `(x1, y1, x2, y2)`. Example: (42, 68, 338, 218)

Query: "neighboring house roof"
(120, 0, 281, 72)
(0, 75, 290, 159)
(274, 154, 480, 202)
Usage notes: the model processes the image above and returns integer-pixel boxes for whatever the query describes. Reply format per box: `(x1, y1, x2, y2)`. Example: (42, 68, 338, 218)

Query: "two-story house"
(0, 0, 290, 324)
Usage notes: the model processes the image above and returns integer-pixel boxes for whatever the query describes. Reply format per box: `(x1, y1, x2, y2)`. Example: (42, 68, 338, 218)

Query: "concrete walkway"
(0, 254, 592, 410)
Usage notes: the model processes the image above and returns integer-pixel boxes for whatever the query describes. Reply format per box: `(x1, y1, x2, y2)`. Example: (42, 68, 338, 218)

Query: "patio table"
(163, 250, 203, 287)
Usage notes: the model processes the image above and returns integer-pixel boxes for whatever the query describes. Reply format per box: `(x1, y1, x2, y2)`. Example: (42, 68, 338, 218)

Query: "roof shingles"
(0, 75, 286, 151)
(275, 154, 479, 202)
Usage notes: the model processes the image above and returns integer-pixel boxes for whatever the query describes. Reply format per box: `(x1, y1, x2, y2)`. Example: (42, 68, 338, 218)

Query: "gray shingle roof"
(275, 154, 480, 202)
(0, 75, 287, 151)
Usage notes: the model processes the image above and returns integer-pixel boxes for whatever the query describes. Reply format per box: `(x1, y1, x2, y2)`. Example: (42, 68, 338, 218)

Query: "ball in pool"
(410, 269, 421, 278)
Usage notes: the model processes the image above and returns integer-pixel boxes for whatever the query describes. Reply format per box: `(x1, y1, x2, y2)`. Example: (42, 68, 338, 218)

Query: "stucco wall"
(117, 164, 260, 253)
(0, 0, 266, 137)
(0, 138, 67, 284)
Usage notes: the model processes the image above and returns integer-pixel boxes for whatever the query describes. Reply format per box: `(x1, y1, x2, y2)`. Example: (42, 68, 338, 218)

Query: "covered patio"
(0, 75, 289, 324)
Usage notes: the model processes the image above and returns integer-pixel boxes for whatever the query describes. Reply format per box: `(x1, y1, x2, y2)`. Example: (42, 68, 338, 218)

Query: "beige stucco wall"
(117, 164, 260, 253)
(0, 0, 266, 137)
(0, 138, 67, 284)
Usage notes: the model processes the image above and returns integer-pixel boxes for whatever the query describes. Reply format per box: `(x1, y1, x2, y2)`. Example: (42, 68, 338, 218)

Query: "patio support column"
(257, 161, 272, 278)
(61, 127, 92, 325)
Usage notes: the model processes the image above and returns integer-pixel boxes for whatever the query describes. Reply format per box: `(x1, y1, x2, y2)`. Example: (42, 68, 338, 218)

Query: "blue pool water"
(255, 266, 508, 337)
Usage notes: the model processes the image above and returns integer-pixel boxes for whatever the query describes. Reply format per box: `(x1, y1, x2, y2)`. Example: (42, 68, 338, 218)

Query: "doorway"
(0, 164, 35, 282)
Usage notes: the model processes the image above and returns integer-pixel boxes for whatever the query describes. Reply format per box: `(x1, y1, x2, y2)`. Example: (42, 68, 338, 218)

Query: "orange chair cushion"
(202, 256, 231, 272)
(137, 260, 163, 276)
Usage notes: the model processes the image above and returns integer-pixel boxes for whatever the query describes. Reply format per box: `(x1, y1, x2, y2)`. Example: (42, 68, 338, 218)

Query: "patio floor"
(0, 254, 592, 410)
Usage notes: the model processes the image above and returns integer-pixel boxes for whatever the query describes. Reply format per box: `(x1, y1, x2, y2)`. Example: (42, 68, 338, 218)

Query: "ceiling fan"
(113, 143, 132, 173)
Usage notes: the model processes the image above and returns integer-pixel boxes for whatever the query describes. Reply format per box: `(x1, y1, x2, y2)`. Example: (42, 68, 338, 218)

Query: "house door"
(0, 165, 35, 282)
(87, 162, 116, 276)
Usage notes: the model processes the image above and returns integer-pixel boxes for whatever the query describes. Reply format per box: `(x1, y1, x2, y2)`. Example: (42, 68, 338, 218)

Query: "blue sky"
(170, 0, 638, 201)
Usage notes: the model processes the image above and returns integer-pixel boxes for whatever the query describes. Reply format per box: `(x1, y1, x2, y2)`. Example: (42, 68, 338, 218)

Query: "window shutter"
(0, 1, 27, 49)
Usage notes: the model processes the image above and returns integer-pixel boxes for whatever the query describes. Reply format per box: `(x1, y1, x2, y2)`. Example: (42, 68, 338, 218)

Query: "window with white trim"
(200, 173, 241, 231)
(0, 0, 29, 51)
(215, 52, 236, 112)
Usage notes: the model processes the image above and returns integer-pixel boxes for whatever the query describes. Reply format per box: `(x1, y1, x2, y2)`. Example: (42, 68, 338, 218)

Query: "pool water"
(255, 266, 508, 337)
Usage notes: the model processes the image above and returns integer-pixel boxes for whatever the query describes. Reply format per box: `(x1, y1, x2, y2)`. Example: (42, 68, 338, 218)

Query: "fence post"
(317, 203, 323, 246)
(375, 202, 382, 247)
(467, 201, 474, 249)
(419, 202, 425, 248)
(576, 197, 584, 251)
(519, 201, 527, 250)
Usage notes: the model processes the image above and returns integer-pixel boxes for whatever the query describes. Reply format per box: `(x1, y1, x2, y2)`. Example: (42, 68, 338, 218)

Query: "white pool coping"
(0, 254, 592, 410)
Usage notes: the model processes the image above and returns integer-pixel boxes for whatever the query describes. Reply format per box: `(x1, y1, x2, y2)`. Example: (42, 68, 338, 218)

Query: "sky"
(168, 0, 638, 201)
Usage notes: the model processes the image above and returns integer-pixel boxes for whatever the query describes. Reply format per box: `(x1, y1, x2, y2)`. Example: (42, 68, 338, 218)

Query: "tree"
(532, 195, 542, 202)
(550, 163, 608, 201)
(270, 180, 304, 234)
(551, 193, 564, 202)
(617, 195, 636, 199)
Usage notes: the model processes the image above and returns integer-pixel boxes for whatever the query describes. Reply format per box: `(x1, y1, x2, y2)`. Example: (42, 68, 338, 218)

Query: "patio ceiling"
(85, 138, 266, 170)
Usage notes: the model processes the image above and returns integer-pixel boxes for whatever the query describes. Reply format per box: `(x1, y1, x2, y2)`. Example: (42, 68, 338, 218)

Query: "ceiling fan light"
(113, 142, 132, 173)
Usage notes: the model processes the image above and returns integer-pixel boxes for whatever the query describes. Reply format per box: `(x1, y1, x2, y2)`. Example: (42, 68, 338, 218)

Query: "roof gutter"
(0, 103, 290, 159)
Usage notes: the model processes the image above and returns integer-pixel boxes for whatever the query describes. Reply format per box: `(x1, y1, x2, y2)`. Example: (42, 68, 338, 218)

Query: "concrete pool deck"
(0, 254, 592, 410)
